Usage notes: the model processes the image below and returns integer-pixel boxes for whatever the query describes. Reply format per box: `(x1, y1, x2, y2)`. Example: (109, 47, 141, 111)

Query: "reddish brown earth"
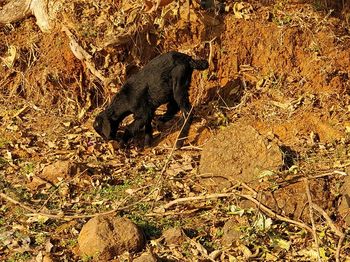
(1, 0, 350, 261)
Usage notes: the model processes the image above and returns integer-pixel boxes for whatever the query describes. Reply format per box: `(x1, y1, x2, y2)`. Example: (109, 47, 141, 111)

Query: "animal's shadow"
(205, 78, 246, 108)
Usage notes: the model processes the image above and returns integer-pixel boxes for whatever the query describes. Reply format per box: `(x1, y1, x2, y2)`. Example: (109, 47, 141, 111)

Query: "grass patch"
(128, 214, 161, 239)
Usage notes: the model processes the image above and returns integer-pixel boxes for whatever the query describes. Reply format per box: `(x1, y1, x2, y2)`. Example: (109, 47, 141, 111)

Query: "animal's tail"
(189, 58, 209, 70)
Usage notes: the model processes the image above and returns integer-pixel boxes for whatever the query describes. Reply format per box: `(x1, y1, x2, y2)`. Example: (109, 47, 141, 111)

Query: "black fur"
(93, 51, 208, 148)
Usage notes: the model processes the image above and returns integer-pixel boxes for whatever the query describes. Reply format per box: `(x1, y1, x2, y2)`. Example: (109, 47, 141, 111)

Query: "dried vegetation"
(1, 0, 350, 261)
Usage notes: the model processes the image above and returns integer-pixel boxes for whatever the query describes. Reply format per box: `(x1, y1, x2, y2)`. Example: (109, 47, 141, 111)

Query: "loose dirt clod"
(78, 215, 145, 260)
(162, 227, 187, 246)
(133, 252, 158, 262)
(39, 160, 76, 185)
(222, 218, 247, 247)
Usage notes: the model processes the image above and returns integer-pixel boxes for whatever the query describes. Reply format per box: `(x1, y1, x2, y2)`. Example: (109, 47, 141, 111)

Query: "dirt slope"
(1, 0, 350, 261)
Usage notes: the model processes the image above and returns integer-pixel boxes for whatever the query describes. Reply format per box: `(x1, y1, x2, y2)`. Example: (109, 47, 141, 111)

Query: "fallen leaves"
(1, 45, 17, 68)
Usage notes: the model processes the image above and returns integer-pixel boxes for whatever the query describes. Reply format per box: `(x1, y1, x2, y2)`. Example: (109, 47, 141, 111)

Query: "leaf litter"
(1, 0, 350, 261)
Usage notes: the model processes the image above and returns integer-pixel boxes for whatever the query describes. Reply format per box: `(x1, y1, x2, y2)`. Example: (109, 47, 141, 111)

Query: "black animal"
(93, 51, 208, 148)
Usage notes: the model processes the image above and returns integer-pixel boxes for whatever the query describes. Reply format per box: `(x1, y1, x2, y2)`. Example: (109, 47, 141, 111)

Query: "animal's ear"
(101, 116, 111, 140)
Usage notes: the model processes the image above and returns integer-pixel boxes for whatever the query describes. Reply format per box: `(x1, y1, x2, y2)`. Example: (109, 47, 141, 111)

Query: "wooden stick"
(0, 192, 37, 213)
(304, 178, 321, 262)
(311, 204, 344, 238)
(311, 203, 345, 262)
(62, 26, 110, 86)
(1, 191, 144, 220)
(157, 191, 313, 234)
(151, 105, 195, 207)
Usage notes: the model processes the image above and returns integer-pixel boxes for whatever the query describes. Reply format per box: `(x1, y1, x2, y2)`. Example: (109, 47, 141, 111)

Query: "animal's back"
(123, 51, 206, 107)
(130, 51, 193, 78)
(124, 52, 184, 103)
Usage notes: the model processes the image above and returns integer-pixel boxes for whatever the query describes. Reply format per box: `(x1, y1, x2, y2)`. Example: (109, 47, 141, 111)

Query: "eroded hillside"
(1, 0, 350, 261)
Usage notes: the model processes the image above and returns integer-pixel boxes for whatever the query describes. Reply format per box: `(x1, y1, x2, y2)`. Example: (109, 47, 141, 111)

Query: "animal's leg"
(122, 110, 153, 146)
(109, 119, 119, 140)
(122, 117, 145, 143)
(144, 119, 153, 147)
(172, 68, 193, 148)
(159, 98, 180, 122)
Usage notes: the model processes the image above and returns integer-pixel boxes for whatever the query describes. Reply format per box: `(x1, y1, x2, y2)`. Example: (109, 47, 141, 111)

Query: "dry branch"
(0, 0, 31, 25)
(30, 0, 52, 32)
(156, 191, 314, 234)
(304, 178, 321, 262)
(62, 26, 110, 86)
(0, 0, 53, 32)
(0, 191, 143, 220)
(311, 203, 346, 262)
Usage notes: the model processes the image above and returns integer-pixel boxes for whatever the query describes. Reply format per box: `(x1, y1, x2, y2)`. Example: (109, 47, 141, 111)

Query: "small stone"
(222, 218, 246, 247)
(133, 252, 158, 262)
(39, 160, 76, 184)
(162, 227, 187, 246)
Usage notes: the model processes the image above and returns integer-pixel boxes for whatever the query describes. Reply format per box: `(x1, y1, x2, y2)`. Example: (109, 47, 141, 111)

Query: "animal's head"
(93, 112, 112, 140)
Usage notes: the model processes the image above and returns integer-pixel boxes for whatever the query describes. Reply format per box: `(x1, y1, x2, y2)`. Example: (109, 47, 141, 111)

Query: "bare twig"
(311, 204, 344, 238)
(1, 190, 148, 220)
(0, 192, 37, 213)
(312, 170, 348, 179)
(311, 203, 346, 262)
(335, 234, 346, 262)
(277, 170, 347, 188)
(62, 26, 111, 86)
(160, 192, 235, 209)
(156, 191, 313, 234)
(304, 178, 321, 262)
(203, 37, 217, 69)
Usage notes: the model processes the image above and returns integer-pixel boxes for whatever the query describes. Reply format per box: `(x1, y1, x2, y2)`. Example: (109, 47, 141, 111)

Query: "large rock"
(260, 178, 328, 221)
(199, 124, 329, 221)
(199, 124, 283, 189)
(78, 215, 145, 260)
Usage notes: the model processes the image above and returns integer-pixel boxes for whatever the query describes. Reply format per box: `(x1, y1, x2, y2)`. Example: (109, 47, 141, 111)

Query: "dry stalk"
(311, 203, 346, 262)
(311, 204, 344, 238)
(1, 188, 148, 220)
(151, 105, 195, 207)
(202, 37, 217, 69)
(1, 192, 37, 213)
(62, 26, 110, 86)
(304, 178, 321, 262)
(156, 191, 313, 234)
(312, 170, 348, 178)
